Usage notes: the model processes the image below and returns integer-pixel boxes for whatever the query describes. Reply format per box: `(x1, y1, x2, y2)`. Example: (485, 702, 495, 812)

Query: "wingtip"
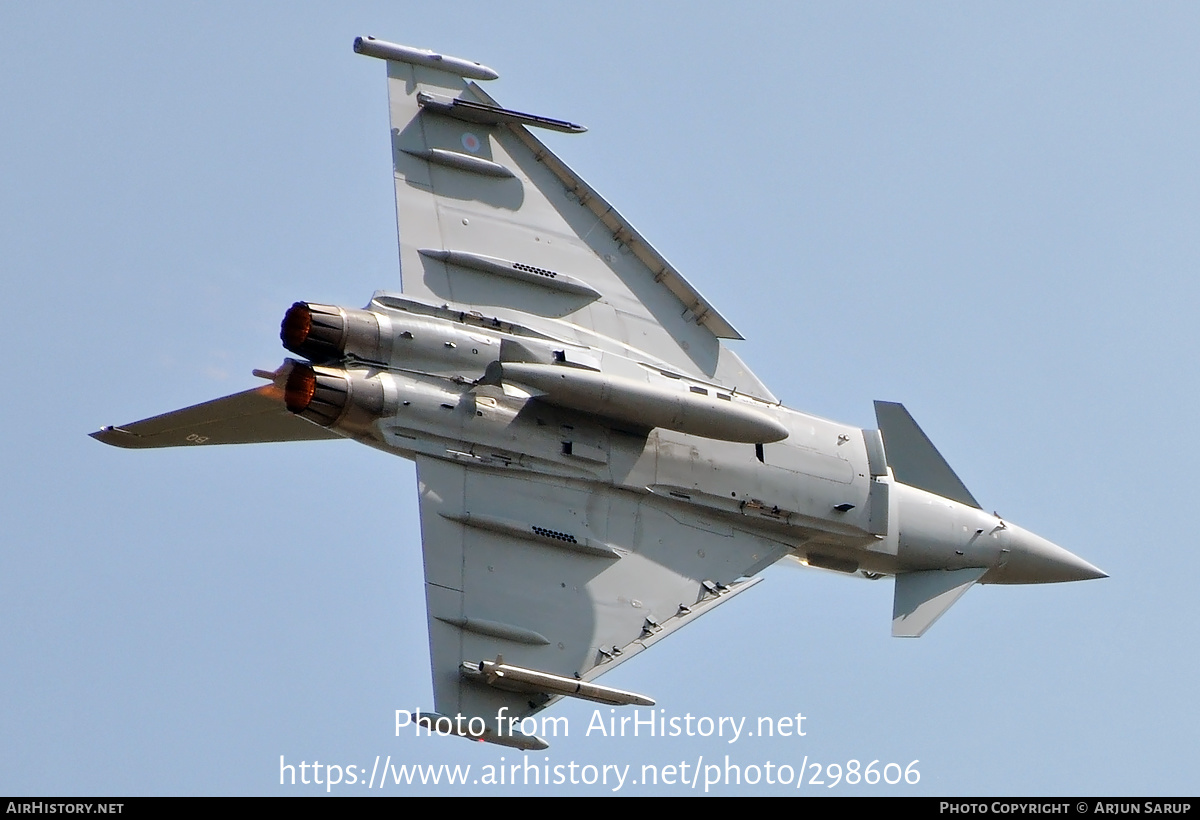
(90, 426, 136, 448)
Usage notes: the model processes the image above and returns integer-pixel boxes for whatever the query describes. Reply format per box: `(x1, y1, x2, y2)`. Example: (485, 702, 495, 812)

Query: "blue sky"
(2, 3, 1198, 795)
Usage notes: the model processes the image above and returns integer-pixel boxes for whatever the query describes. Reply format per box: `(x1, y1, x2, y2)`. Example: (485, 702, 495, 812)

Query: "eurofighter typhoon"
(93, 37, 1105, 750)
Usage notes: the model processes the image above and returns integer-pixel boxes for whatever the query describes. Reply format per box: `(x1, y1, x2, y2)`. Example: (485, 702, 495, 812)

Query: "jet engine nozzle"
(280, 302, 385, 364)
(284, 363, 349, 425)
(284, 362, 388, 434)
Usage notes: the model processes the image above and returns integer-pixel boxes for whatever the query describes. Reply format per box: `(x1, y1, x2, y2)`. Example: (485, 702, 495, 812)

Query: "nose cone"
(994, 523, 1107, 584)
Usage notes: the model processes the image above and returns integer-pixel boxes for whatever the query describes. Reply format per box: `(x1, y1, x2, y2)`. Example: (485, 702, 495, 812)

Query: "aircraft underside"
(92, 36, 1104, 750)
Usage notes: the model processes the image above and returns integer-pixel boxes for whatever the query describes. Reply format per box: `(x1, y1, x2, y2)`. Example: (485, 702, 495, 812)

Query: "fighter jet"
(92, 36, 1105, 750)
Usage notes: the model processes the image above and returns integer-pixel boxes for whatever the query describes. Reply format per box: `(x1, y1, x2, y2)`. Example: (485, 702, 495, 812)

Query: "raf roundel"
(461, 132, 481, 153)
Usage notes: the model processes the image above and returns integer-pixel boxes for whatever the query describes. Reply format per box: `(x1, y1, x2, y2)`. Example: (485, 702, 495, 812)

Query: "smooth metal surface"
(353, 36, 498, 80)
(875, 400, 981, 509)
(439, 511, 622, 559)
(419, 248, 601, 298)
(404, 147, 515, 178)
(463, 657, 655, 707)
(893, 568, 988, 637)
(484, 360, 790, 443)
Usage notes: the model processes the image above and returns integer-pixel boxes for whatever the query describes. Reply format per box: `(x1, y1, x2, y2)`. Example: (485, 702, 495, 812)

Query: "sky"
(2, 2, 1198, 796)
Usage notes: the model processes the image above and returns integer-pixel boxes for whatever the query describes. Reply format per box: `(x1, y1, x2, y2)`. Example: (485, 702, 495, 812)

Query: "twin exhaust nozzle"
(279, 301, 789, 445)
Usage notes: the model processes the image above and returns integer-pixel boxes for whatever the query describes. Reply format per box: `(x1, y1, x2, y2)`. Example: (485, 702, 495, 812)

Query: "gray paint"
(91, 36, 1107, 751)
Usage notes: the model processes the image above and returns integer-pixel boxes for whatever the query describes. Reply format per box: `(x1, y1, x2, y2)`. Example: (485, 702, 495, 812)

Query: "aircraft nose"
(998, 523, 1107, 584)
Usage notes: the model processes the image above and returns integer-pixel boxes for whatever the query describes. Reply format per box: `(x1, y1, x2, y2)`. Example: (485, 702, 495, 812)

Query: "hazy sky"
(3, 3, 1198, 795)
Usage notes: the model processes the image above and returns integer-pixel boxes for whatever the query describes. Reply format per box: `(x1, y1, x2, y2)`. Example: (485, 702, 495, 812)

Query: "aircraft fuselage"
(280, 294, 1102, 601)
